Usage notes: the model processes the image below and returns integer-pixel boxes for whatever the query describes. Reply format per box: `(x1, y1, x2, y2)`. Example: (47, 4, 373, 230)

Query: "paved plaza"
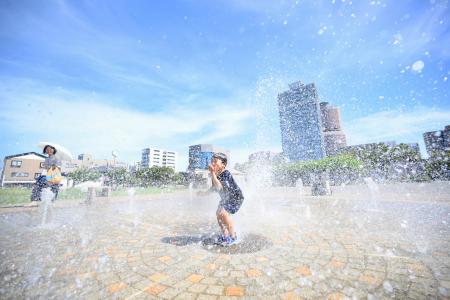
(0, 182, 450, 299)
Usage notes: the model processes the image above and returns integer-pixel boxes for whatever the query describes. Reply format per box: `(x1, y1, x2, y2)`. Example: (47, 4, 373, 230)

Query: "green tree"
(344, 143, 424, 181)
(105, 168, 130, 188)
(424, 151, 450, 180)
(273, 154, 362, 185)
(67, 168, 101, 184)
(136, 166, 176, 187)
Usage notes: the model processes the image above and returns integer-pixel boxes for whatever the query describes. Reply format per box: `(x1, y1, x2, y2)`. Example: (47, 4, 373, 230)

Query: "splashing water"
(364, 177, 380, 211)
(296, 178, 304, 198)
(189, 182, 194, 207)
(40, 188, 55, 226)
(127, 187, 136, 213)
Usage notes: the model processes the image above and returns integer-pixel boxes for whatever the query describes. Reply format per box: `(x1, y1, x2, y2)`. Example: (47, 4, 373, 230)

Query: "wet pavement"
(0, 183, 449, 299)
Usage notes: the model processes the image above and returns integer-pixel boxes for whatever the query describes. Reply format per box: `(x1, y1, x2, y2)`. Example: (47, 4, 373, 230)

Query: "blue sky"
(1, 0, 449, 170)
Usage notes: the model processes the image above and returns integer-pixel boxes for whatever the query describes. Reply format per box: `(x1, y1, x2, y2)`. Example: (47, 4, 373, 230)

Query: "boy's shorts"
(219, 197, 244, 214)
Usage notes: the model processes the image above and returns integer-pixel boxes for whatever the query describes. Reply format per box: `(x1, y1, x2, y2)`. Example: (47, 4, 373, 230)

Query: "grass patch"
(110, 186, 179, 197)
(0, 185, 183, 206)
(0, 188, 30, 206)
(0, 187, 87, 206)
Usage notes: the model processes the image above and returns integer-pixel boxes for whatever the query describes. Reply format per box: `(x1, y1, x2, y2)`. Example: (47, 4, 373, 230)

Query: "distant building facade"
(188, 144, 230, 171)
(187, 144, 230, 187)
(320, 102, 347, 156)
(278, 81, 326, 162)
(423, 125, 450, 156)
(1, 151, 131, 187)
(141, 148, 177, 169)
(248, 151, 285, 164)
(62, 153, 127, 173)
(189, 145, 213, 170)
(1, 152, 45, 187)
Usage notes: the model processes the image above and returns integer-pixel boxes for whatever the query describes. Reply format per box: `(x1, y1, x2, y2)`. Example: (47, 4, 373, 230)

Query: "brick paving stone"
(359, 272, 383, 286)
(201, 277, 219, 285)
(229, 270, 245, 278)
(205, 263, 217, 270)
(217, 277, 236, 286)
(225, 285, 245, 296)
(186, 273, 205, 283)
(326, 292, 346, 300)
(188, 283, 208, 293)
(132, 278, 152, 290)
(214, 270, 229, 277)
(282, 291, 305, 300)
(145, 283, 168, 296)
(156, 287, 182, 299)
(246, 269, 263, 277)
(107, 282, 127, 294)
(256, 256, 269, 262)
(205, 285, 224, 295)
(1, 187, 450, 299)
(173, 280, 194, 289)
(158, 256, 173, 263)
(149, 272, 169, 283)
(234, 264, 248, 271)
(296, 266, 312, 276)
(172, 291, 196, 299)
(329, 259, 346, 269)
(197, 294, 218, 300)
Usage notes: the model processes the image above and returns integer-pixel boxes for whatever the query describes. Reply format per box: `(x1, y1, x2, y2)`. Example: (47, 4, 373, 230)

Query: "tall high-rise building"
(278, 81, 325, 161)
(320, 102, 347, 156)
(423, 125, 450, 156)
(141, 148, 177, 169)
(188, 144, 230, 170)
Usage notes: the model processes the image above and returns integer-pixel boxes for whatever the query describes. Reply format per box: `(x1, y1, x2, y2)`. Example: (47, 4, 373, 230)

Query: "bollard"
(310, 172, 332, 196)
(85, 187, 94, 205)
(102, 187, 110, 197)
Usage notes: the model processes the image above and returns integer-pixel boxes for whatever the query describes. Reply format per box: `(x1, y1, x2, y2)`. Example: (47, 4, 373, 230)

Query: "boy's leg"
(216, 207, 229, 237)
(219, 208, 236, 239)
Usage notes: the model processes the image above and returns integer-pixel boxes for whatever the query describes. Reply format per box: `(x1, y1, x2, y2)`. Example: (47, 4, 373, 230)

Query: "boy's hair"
(212, 152, 227, 166)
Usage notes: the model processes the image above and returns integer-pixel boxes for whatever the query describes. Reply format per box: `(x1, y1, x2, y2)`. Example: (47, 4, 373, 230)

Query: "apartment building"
(141, 148, 177, 169)
(1, 152, 46, 187)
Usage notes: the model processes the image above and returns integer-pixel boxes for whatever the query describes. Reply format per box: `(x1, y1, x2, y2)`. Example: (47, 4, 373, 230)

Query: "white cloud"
(0, 80, 255, 170)
(345, 107, 450, 156)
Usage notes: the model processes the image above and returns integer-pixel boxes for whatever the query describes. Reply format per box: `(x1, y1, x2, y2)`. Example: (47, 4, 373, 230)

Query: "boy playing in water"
(198, 153, 244, 246)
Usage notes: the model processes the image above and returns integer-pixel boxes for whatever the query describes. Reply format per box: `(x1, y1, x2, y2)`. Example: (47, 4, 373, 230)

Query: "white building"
(141, 148, 177, 169)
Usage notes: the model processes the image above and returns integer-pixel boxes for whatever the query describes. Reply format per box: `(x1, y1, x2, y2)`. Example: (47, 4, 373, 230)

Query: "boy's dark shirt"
(217, 170, 244, 203)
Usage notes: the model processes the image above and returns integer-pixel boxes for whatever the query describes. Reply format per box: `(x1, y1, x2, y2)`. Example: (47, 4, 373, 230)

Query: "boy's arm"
(208, 165, 223, 191)
(197, 166, 224, 196)
(210, 171, 223, 191)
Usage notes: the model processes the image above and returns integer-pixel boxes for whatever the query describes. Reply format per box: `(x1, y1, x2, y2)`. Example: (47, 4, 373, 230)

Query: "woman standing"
(30, 145, 62, 201)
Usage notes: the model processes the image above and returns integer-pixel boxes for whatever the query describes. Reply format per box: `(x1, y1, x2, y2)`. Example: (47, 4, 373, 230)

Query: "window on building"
(11, 172, 29, 177)
(11, 160, 22, 168)
(34, 173, 41, 179)
(40, 162, 45, 168)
